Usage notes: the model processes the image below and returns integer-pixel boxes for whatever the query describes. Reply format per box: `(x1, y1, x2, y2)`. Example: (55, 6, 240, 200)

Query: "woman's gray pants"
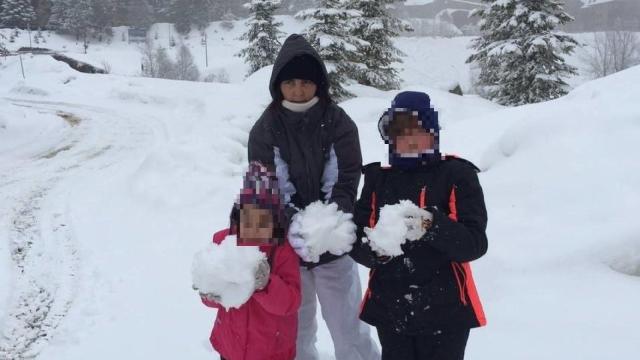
(296, 256, 381, 360)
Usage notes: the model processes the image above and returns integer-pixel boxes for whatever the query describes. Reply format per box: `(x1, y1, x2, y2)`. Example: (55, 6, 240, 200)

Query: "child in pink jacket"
(198, 162, 301, 360)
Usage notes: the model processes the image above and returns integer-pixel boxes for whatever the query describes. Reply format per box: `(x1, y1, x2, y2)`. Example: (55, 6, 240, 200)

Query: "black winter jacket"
(248, 34, 363, 268)
(350, 156, 488, 335)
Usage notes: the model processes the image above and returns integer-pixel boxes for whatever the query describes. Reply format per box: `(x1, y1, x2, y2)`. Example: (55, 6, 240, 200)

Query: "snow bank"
(441, 65, 640, 359)
(191, 235, 266, 309)
(0, 99, 69, 163)
(363, 200, 431, 257)
(288, 201, 357, 263)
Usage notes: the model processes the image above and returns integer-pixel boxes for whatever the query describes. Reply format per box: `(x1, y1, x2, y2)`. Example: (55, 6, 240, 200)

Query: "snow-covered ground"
(1, 17, 639, 360)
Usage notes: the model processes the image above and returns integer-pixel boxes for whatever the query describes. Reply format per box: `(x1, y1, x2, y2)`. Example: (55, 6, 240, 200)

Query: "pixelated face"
(280, 79, 317, 103)
(387, 112, 436, 156)
(238, 204, 275, 246)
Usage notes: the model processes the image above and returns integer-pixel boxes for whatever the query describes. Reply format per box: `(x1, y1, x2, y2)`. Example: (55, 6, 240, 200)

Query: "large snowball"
(289, 201, 356, 263)
(191, 235, 266, 309)
(364, 200, 431, 257)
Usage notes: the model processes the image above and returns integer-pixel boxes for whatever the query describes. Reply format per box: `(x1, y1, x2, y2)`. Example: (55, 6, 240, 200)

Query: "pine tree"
(149, 0, 171, 22)
(49, 0, 71, 30)
(238, 0, 283, 75)
(109, 0, 126, 26)
(0, 32, 7, 55)
(126, 0, 154, 28)
(90, 0, 116, 34)
(166, 0, 213, 34)
(32, 0, 53, 29)
(50, 0, 92, 38)
(346, 0, 410, 90)
(67, 0, 93, 39)
(0, 0, 36, 29)
(296, 0, 362, 101)
(51, 0, 117, 38)
(467, 0, 578, 106)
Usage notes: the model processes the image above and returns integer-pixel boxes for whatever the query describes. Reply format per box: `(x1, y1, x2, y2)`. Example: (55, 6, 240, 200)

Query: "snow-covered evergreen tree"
(126, 0, 154, 28)
(32, 0, 52, 29)
(150, 0, 171, 22)
(0, 32, 7, 55)
(50, 0, 117, 38)
(49, 0, 71, 31)
(467, 0, 578, 106)
(90, 0, 116, 34)
(238, 0, 283, 75)
(68, 0, 93, 39)
(50, 0, 92, 38)
(296, 0, 362, 101)
(166, 0, 213, 34)
(346, 0, 411, 90)
(0, 0, 36, 29)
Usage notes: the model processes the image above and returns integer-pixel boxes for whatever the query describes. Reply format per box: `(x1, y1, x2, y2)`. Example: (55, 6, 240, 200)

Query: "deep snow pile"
(0, 98, 67, 160)
(288, 201, 357, 263)
(444, 65, 640, 359)
(192, 235, 265, 309)
(363, 200, 431, 257)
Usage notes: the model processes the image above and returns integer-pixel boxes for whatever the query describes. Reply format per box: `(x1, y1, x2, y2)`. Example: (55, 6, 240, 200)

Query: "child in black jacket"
(350, 91, 488, 360)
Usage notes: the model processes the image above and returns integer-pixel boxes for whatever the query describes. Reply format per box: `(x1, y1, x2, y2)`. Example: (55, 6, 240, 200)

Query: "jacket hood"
(269, 34, 329, 101)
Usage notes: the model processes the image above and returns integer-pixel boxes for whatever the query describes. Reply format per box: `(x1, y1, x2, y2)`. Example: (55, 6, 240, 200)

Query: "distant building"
(128, 27, 148, 43)
(395, 0, 483, 35)
(395, 0, 640, 34)
(578, 0, 640, 31)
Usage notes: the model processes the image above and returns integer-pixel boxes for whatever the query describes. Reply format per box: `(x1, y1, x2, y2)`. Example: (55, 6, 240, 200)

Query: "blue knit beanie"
(378, 91, 440, 168)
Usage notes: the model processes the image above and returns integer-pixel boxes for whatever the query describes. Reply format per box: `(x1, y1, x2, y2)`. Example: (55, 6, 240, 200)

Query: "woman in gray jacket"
(248, 34, 380, 360)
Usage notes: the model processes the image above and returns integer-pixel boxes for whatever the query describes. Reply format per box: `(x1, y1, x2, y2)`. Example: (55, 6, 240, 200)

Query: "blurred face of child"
(280, 79, 317, 103)
(239, 204, 275, 246)
(390, 113, 435, 156)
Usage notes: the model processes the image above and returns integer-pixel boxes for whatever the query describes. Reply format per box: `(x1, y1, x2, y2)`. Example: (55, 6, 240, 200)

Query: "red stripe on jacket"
(448, 187, 487, 327)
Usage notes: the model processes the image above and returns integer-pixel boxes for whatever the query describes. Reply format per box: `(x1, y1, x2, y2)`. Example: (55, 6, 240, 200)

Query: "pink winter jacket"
(201, 229, 301, 360)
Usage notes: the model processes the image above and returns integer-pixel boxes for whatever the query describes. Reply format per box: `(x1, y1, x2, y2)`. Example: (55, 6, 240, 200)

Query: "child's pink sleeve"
(252, 242, 301, 316)
(200, 295, 222, 309)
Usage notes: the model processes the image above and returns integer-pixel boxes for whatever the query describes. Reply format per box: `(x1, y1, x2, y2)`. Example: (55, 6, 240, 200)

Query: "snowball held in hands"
(287, 201, 357, 263)
(363, 200, 433, 257)
(192, 202, 279, 308)
(191, 235, 266, 309)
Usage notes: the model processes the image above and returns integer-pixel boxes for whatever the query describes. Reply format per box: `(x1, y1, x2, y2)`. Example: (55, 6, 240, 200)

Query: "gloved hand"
(254, 258, 271, 291)
(194, 283, 222, 303)
(201, 292, 222, 303)
(404, 210, 434, 241)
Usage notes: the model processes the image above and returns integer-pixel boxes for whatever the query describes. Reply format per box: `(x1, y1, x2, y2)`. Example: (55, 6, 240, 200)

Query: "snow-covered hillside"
(0, 16, 599, 93)
(1, 17, 639, 360)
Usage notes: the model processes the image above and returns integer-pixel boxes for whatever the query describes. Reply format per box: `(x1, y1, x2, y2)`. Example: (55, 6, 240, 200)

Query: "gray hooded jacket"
(248, 34, 363, 268)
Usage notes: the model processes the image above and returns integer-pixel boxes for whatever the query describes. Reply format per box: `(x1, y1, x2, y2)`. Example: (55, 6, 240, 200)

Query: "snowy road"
(0, 58, 271, 359)
(0, 98, 158, 359)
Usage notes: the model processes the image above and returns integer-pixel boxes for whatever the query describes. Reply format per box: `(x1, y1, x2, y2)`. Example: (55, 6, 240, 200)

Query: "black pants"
(376, 327, 470, 360)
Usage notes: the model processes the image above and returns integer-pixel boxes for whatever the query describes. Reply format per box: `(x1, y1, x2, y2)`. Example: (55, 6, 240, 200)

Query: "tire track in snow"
(0, 99, 154, 359)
